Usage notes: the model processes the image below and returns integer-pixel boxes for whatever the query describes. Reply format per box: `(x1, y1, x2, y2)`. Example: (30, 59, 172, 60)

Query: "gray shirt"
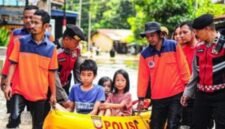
(183, 55, 198, 98)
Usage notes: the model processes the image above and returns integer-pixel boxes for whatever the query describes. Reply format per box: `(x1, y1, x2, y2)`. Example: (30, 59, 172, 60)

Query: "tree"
(67, 0, 91, 34)
(91, 0, 135, 30)
(128, 0, 195, 44)
(194, 0, 225, 17)
(67, 0, 135, 34)
(127, 0, 225, 44)
(67, 0, 225, 44)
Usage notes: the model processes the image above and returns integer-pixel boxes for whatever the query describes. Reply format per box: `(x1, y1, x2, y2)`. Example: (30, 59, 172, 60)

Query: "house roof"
(52, 0, 64, 5)
(214, 15, 225, 21)
(214, 15, 225, 30)
(97, 29, 132, 41)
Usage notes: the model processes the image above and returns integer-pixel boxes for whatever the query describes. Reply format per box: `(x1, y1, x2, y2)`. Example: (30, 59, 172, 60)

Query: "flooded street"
(0, 53, 139, 129)
(94, 55, 139, 100)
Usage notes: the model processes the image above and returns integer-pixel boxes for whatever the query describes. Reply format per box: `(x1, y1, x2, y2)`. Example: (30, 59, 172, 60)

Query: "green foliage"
(80, 0, 91, 34)
(128, 0, 195, 44)
(67, 0, 225, 45)
(91, 0, 135, 30)
(67, 0, 135, 34)
(194, 0, 225, 17)
(0, 27, 9, 46)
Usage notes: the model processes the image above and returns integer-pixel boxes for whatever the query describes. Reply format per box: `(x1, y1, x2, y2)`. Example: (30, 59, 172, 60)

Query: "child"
(99, 69, 132, 116)
(65, 59, 105, 115)
(98, 76, 113, 99)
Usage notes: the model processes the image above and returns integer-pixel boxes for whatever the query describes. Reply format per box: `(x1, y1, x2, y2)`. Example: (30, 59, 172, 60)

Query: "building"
(214, 15, 225, 32)
(91, 29, 133, 53)
(0, 0, 78, 40)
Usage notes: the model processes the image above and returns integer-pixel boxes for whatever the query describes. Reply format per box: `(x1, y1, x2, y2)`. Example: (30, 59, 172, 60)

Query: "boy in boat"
(64, 59, 105, 115)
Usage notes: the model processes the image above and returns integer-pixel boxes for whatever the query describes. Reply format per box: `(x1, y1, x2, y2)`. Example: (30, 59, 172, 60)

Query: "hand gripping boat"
(43, 110, 150, 129)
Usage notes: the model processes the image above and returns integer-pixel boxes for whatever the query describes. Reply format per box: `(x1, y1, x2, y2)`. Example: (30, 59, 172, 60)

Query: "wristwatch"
(1, 83, 6, 91)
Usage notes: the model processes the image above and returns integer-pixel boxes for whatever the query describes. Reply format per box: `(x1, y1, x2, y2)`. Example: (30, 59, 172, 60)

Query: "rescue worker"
(179, 21, 198, 129)
(0, 5, 39, 128)
(3, 9, 57, 129)
(137, 21, 190, 129)
(57, 24, 85, 95)
(181, 14, 225, 129)
(43, 25, 86, 117)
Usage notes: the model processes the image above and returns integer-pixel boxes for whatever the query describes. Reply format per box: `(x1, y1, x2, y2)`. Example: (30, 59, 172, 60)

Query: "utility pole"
(78, 0, 82, 28)
(87, 0, 93, 51)
(62, 0, 67, 33)
(88, 11, 91, 51)
(47, 0, 51, 16)
(25, 0, 29, 5)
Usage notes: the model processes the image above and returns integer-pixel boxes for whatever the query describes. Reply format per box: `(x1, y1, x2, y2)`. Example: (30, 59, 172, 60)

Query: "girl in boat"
(98, 76, 113, 99)
(99, 69, 132, 116)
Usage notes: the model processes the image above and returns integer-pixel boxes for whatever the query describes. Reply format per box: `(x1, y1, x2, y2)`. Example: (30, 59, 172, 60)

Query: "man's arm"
(137, 54, 151, 110)
(175, 43, 191, 85)
(4, 63, 16, 100)
(181, 55, 198, 106)
(3, 38, 20, 99)
(137, 55, 150, 99)
(66, 101, 75, 112)
(65, 86, 76, 111)
(48, 48, 59, 105)
(1, 33, 15, 89)
(183, 55, 198, 98)
(1, 75, 7, 91)
(49, 71, 56, 105)
(59, 100, 75, 112)
(55, 72, 68, 102)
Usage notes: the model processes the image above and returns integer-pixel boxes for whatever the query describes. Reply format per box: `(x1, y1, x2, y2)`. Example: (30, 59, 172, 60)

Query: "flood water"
(95, 58, 138, 100)
(72, 54, 139, 100)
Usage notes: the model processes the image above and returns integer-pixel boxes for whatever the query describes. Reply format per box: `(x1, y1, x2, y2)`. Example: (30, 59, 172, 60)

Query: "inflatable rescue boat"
(43, 110, 150, 129)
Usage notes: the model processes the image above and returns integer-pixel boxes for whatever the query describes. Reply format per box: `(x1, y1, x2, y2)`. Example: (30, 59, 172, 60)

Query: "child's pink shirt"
(106, 92, 132, 116)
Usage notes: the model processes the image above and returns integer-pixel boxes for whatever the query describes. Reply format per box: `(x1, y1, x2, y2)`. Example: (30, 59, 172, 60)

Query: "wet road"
(0, 92, 32, 129)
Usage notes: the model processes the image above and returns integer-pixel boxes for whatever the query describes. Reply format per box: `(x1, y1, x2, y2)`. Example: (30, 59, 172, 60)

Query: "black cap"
(63, 24, 85, 40)
(140, 22, 161, 37)
(192, 14, 214, 30)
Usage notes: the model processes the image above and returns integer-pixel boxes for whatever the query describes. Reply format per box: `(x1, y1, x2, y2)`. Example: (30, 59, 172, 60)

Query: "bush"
(0, 27, 9, 46)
